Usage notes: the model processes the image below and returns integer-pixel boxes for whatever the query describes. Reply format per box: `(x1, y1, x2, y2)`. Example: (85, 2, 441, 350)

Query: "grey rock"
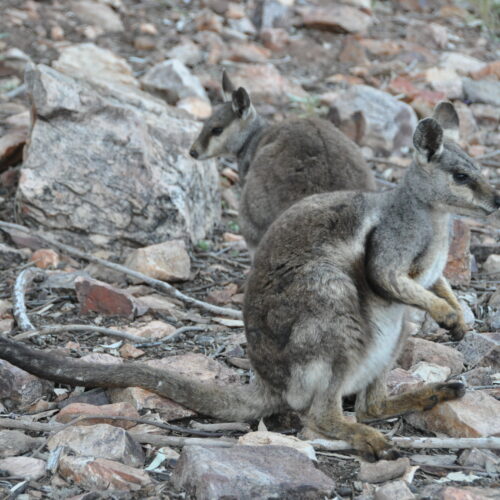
(375, 480, 415, 500)
(329, 85, 418, 155)
(457, 332, 500, 370)
(0, 359, 53, 410)
(70, 0, 124, 33)
(358, 457, 410, 483)
(458, 448, 500, 472)
(463, 78, 500, 107)
(0, 430, 45, 458)
(166, 41, 204, 67)
(47, 424, 144, 467)
(172, 445, 335, 499)
(0, 243, 25, 269)
(410, 454, 457, 467)
(398, 337, 464, 375)
(17, 64, 220, 251)
(0, 457, 46, 480)
(141, 59, 209, 105)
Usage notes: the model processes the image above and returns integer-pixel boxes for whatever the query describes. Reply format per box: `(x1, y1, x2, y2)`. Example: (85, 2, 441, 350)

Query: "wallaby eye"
(453, 173, 470, 185)
(211, 127, 223, 136)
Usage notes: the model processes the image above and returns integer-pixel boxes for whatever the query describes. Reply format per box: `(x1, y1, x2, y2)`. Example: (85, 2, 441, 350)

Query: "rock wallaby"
(1, 103, 499, 461)
(189, 72, 376, 257)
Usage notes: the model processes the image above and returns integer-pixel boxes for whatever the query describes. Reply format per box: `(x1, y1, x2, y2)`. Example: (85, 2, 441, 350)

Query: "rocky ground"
(0, 0, 499, 499)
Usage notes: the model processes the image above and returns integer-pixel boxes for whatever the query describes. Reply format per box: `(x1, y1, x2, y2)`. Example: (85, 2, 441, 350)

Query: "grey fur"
(1, 103, 498, 462)
(190, 73, 376, 256)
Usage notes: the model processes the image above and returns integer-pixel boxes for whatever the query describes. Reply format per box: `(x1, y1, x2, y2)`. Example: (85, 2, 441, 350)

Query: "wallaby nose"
(189, 149, 199, 159)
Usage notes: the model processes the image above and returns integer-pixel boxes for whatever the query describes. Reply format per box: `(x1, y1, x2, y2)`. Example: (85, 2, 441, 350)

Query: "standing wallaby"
(1, 103, 498, 461)
(190, 72, 376, 257)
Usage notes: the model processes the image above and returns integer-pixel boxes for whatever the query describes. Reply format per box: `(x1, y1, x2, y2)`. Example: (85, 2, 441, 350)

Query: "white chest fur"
(415, 213, 451, 289)
(343, 302, 405, 396)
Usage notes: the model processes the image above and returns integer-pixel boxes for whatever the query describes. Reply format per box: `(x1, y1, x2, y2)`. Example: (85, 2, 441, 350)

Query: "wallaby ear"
(432, 101, 460, 141)
(232, 87, 252, 119)
(413, 118, 444, 163)
(222, 71, 235, 101)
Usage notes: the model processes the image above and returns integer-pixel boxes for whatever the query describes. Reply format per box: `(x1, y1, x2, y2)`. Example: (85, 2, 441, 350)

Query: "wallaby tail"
(0, 336, 280, 421)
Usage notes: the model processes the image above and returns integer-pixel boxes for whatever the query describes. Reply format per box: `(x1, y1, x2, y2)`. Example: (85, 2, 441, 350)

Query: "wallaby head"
(189, 72, 259, 160)
(412, 101, 500, 216)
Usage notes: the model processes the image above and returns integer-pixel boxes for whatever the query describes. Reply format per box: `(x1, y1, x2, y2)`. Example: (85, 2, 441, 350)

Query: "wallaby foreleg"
(380, 275, 461, 332)
(431, 277, 468, 339)
(355, 375, 465, 423)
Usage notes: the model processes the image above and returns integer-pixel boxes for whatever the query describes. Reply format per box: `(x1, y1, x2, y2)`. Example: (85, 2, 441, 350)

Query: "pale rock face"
(17, 63, 220, 251)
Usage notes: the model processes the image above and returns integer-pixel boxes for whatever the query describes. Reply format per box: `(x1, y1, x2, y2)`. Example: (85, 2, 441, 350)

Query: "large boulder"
(328, 85, 418, 155)
(16, 61, 220, 251)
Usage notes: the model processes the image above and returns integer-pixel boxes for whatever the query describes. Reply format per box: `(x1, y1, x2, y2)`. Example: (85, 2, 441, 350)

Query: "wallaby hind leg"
(303, 387, 399, 462)
(355, 374, 465, 423)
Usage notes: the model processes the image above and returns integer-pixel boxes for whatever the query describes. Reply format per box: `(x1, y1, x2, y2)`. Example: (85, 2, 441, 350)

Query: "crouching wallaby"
(1, 103, 498, 461)
(189, 72, 376, 257)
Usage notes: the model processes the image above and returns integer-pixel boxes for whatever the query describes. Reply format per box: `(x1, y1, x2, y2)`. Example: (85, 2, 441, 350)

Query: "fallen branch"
(0, 221, 242, 319)
(190, 421, 251, 433)
(12, 267, 43, 332)
(310, 436, 500, 451)
(134, 325, 207, 347)
(67, 414, 224, 437)
(129, 432, 236, 448)
(12, 324, 144, 343)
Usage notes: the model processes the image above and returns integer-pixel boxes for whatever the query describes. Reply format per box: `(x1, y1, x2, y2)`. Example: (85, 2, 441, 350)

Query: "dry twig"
(0, 221, 242, 319)
(12, 324, 144, 343)
(12, 267, 43, 332)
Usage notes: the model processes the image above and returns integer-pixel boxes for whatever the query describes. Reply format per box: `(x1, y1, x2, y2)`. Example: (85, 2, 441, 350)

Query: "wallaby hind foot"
(303, 390, 400, 462)
(356, 380, 465, 423)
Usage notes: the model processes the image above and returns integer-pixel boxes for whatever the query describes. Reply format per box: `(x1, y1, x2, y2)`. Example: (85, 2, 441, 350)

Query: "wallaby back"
(239, 116, 376, 254)
(190, 72, 376, 256)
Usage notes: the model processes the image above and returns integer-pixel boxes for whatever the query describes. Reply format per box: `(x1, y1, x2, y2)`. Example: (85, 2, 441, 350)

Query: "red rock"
(207, 283, 238, 306)
(471, 61, 500, 81)
(133, 36, 156, 51)
(30, 248, 60, 269)
(375, 480, 415, 500)
(398, 337, 464, 375)
(386, 367, 423, 396)
(119, 343, 145, 359)
(0, 456, 46, 480)
(124, 239, 191, 282)
(125, 320, 176, 340)
(50, 25, 64, 41)
(48, 424, 144, 467)
(359, 39, 401, 56)
(139, 22, 158, 35)
(227, 42, 271, 63)
(230, 63, 306, 104)
(195, 9, 223, 33)
(55, 402, 140, 429)
(444, 219, 471, 286)
(439, 486, 500, 500)
(75, 277, 147, 318)
(223, 232, 243, 242)
(298, 5, 373, 34)
(359, 458, 410, 483)
(226, 2, 245, 19)
(260, 28, 289, 51)
(59, 456, 152, 492)
(339, 36, 368, 65)
(406, 391, 500, 438)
